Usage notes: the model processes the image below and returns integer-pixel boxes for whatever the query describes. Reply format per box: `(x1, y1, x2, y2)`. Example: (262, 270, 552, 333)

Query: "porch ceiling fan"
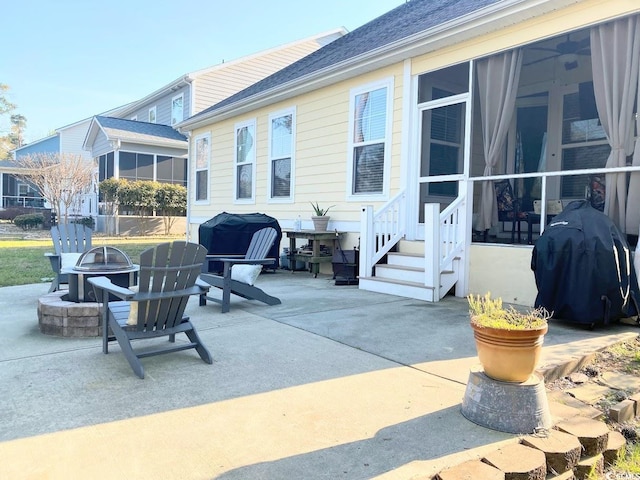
(524, 34, 591, 70)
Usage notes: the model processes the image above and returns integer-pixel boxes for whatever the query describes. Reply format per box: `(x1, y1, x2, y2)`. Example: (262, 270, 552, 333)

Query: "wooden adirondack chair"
(45, 223, 93, 292)
(199, 226, 281, 313)
(88, 241, 212, 379)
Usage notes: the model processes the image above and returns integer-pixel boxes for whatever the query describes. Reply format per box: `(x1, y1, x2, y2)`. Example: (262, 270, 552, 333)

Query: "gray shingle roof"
(191, 0, 501, 120)
(95, 116, 187, 142)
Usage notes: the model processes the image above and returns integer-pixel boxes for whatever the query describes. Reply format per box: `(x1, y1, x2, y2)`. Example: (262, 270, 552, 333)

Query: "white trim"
(148, 106, 157, 123)
(193, 132, 211, 205)
(172, 93, 184, 126)
(267, 107, 296, 203)
(234, 119, 257, 204)
(346, 76, 394, 202)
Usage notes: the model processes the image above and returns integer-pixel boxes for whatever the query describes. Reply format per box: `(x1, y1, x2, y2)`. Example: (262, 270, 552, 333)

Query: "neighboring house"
(1, 29, 346, 226)
(178, 0, 640, 307)
(1, 104, 131, 215)
(81, 28, 346, 233)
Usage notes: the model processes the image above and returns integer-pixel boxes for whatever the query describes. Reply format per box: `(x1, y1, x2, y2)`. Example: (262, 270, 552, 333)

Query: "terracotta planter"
(311, 215, 330, 231)
(471, 320, 548, 383)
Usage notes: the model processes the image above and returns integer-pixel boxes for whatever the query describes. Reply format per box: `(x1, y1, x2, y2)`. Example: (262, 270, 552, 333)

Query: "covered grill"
(199, 212, 281, 273)
(68, 246, 138, 302)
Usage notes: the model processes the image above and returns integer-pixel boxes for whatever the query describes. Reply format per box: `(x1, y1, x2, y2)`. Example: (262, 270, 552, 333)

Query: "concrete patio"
(0, 271, 638, 479)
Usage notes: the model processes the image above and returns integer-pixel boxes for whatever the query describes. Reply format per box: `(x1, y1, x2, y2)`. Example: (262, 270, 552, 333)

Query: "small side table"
(284, 230, 343, 277)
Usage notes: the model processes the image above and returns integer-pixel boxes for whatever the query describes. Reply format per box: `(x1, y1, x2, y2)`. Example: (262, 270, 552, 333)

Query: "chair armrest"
(219, 258, 275, 266)
(196, 278, 211, 293)
(88, 276, 136, 301)
(45, 252, 61, 273)
(206, 254, 244, 260)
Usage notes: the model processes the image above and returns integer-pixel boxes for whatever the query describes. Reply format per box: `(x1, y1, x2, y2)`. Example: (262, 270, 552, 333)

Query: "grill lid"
(74, 246, 135, 272)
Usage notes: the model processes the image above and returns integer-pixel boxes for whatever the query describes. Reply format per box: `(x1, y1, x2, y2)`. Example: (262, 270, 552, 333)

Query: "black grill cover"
(531, 200, 639, 326)
(198, 212, 281, 273)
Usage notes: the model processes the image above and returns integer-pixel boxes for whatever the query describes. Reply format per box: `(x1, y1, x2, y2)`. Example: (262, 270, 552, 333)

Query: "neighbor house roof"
(84, 116, 187, 151)
(178, 0, 579, 130)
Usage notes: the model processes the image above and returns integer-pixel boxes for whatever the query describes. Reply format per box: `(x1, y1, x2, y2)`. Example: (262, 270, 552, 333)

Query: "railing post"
(360, 206, 374, 278)
(424, 203, 440, 300)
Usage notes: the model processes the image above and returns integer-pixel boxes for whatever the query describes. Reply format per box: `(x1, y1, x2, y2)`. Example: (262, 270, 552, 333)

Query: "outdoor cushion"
(231, 264, 262, 286)
(60, 252, 82, 272)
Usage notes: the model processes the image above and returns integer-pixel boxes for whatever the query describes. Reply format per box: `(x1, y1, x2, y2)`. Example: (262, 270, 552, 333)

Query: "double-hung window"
(148, 106, 157, 123)
(172, 94, 184, 125)
(194, 133, 210, 202)
(268, 108, 295, 200)
(235, 120, 256, 202)
(347, 78, 393, 198)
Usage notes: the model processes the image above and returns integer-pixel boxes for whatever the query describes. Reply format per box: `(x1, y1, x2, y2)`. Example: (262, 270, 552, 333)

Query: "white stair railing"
(360, 191, 406, 278)
(424, 193, 466, 299)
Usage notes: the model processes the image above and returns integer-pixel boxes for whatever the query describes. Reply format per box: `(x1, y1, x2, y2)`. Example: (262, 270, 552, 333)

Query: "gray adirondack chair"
(198, 226, 281, 313)
(45, 223, 93, 292)
(88, 241, 212, 379)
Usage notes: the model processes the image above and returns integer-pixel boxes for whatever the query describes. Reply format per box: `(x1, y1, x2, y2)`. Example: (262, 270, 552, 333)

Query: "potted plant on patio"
(468, 293, 549, 382)
(310, 202, 334, 231)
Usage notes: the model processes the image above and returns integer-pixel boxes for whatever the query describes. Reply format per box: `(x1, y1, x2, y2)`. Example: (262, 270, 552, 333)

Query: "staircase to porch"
(358, 240, 461, 302)
(358, 186, 468, 303)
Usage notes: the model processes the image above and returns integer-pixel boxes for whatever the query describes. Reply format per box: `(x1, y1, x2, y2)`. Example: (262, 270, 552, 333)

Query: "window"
(149, 106, 157, 123)
(119, 152, 154, 181)
(172, 94, 184, 125)
(234, 120, 256, 201)
(98, 152, 114, 181)
(269, 109, 295, 200)
(348, 79, 393, 198)
(194, 133, 210, 202)
(157, 156, 187, 186)
(560, 86, 610, 198)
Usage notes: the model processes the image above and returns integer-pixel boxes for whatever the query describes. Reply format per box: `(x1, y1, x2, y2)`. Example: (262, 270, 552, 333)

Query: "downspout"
(183, 131, 193, 242)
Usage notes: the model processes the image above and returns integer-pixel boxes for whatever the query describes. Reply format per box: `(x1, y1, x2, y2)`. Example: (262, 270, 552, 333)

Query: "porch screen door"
(417, 94, 466, 225)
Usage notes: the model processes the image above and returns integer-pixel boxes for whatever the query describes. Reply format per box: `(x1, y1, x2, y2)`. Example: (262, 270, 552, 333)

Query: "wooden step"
(521, 430, 581, 475)
(554, 417, 609, 457)
(573, 454, 604, 480)
(482, 443, 547, 480)
(436, 459, 504, 480)
(603, 430, 626, 466)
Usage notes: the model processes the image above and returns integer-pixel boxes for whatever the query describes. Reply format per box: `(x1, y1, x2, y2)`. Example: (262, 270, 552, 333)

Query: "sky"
(1, 0, 404, 144)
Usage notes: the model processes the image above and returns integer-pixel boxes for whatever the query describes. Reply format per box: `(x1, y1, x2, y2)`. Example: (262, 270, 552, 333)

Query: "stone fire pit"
(37, 291, 102, 337)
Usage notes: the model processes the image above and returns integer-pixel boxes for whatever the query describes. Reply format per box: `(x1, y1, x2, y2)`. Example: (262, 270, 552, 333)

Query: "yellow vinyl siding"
(190, 63, 405, 235)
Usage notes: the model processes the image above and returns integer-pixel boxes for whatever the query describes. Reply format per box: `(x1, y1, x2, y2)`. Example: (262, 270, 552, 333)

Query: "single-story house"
(184, 0, 640, 306)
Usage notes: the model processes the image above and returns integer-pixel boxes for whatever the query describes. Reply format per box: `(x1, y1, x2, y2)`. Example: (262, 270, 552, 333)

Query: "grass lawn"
(0, 237, 172, 287)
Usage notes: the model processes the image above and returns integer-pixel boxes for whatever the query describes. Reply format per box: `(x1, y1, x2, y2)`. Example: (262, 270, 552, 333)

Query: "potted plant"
(468, 293, 549, 383)
(310, 202, 334, 231)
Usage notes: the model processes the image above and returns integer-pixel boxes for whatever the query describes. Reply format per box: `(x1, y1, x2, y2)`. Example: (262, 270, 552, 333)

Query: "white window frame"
(148, 106, 157, 123)
(234, 119, 257, 204)
(193, 132, 211, 204)
(267, 107, 296, 203)
(171, 93, 184, 126)
(346, 77, 394, 202)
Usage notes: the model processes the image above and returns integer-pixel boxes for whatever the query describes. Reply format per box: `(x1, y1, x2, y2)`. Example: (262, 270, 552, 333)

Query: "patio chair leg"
(111, 320, 145, 379)
(185, 328, 213, 364)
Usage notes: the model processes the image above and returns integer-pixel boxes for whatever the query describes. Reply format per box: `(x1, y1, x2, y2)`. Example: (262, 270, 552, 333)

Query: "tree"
(0, 84, 24, 160)
(17, 152, 96, 225)
(155, 183, 187, 235)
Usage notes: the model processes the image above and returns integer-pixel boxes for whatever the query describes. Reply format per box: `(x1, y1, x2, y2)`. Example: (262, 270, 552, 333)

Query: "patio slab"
(0, 272, 638, 479)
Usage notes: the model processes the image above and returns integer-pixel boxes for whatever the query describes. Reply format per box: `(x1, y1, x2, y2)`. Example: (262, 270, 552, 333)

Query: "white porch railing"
(360, 191, 406, 277)
(360, 186, 467, 300)
(424, 194, 466, 300)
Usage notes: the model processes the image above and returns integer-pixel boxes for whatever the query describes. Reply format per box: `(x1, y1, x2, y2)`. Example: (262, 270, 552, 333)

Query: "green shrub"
(13, 213, 44, 230)
(72, 216, 95, 229)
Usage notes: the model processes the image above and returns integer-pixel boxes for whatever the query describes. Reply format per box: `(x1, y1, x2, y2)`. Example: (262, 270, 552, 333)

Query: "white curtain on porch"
(590, 15, 640, 234)
(475, 49, 523, 232)
(627, 18, 640, 236)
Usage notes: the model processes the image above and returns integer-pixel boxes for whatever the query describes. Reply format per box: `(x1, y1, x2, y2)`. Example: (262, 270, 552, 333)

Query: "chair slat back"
(133, 241, 207, 332)
(244, 227, 277, 260)
(51, 224, 92, 254)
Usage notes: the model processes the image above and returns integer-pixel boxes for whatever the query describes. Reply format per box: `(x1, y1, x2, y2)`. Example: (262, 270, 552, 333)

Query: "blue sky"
(1, 0, 403, 144)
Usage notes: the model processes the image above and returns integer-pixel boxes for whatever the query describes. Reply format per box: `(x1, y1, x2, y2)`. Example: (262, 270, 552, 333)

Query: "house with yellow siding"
(178, 0, 640, 308)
